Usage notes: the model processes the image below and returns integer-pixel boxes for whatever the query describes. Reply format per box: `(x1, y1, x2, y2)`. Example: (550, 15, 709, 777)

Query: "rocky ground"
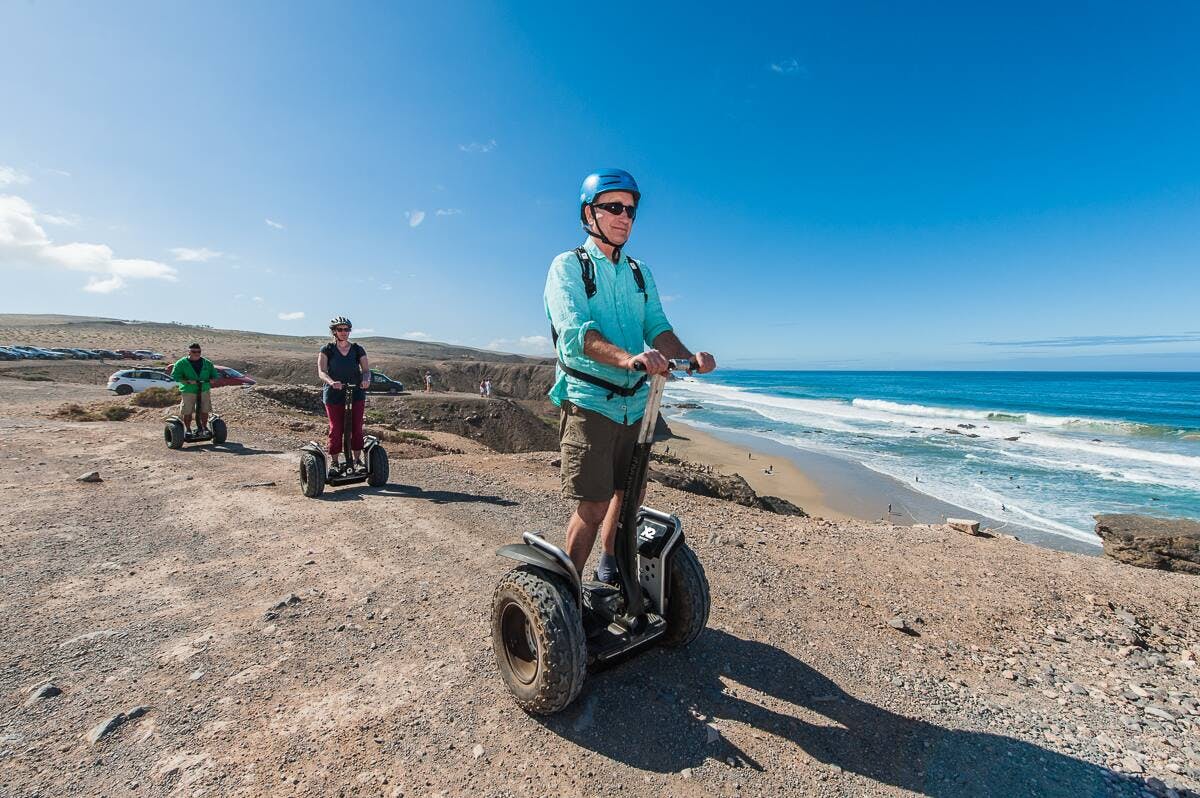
(1, 375, 1199, 798)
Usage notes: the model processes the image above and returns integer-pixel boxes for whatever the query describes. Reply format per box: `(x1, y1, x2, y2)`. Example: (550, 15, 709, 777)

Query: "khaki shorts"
(180, 391, 212, 415)
(559, 401, 640, 502)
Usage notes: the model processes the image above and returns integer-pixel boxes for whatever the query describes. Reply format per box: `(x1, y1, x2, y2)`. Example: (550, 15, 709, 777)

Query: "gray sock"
(597, 552, 618, 581)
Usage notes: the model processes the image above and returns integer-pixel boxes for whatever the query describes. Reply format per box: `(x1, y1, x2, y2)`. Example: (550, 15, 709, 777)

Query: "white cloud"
(45, 168, 71, 177)
(170, 246, 223, 262)
(459, 139, 497, 154)
(278, 311, 305, 321)
(265, 218, 285, 230)
(406, 210, 426, 228)
(234, 293, 246, 300)
(380, 283, 392, 291)
(487, 335, 554, 356)
(660, 294, 679, 303)
(403, 331, 430, 340)
(0, 194, 177, 293)
(770, 58, 804, 75)
(84, 275, 125, 294)
(435, 208, 461, 216)
(252, 296, 264, 303)
(39, 212, 78, 227)
(0, 166, 31, 187)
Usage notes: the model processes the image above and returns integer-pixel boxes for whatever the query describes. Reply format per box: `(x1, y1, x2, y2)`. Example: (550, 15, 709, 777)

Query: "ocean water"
(662, 371, 1200, 548)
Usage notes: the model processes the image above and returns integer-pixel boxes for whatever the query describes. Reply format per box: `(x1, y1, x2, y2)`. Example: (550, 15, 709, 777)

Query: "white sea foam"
(665, 378, 1195, 546)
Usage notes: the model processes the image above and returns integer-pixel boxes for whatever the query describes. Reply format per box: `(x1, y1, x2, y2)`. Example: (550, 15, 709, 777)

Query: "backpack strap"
(626, 256, 647, 301)
(574, 246, 597, 298)
(548, 247, 650, 399)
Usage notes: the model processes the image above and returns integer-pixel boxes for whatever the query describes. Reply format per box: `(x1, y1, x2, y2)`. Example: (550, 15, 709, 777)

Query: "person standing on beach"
(545, 168, 716, 584)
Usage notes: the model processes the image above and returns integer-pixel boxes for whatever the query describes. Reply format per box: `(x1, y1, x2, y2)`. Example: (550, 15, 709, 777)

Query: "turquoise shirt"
(544, 238, 674, 425)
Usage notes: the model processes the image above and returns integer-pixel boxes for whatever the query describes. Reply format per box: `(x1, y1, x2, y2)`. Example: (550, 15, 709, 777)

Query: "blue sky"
(2, 1, 1198, 369)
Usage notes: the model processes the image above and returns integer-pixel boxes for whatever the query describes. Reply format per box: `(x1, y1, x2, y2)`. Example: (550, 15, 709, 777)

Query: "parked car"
(106, 368, 175, 395)
(115, 349, 140, 359)
(132, 350, 165, 360)
(88, 349, 122, 359)
(165, 363, 256, 388)
(13, 346, 65, 359)
(0, 346, 28, 359)
(49, 348, 101, 359)
(366, 370, 405, 394)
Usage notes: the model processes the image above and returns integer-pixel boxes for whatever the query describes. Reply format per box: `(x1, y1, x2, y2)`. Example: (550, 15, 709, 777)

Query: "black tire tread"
(300, 453, 324, 498)
(659, 543, 710, 647)
(367, 446, 388, 487)
(165, 420, 184, 450)
(210, 417, 228, 445)
(491, 565, 586, 714)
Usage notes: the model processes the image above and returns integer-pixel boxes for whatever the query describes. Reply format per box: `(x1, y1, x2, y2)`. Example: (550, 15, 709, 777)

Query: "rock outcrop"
(649, 465, 806, 516)
(1093, 514, 1200, 575)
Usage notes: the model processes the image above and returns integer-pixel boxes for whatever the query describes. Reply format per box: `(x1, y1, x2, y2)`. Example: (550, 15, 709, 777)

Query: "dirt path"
(1, 391, 1197, 797)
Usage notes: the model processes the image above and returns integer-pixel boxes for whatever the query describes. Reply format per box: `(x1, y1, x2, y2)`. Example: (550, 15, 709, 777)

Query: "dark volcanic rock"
(1094, 514, 1200, 575)
(649, 466, 806, 516)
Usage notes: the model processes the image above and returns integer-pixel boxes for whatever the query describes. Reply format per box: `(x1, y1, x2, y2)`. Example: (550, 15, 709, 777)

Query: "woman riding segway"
(317, 316, 371, 468)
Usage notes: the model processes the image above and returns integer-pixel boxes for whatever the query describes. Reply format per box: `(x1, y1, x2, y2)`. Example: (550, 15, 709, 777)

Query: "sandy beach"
(664, 417, 1100, 554)
(662, 419, 848, 521)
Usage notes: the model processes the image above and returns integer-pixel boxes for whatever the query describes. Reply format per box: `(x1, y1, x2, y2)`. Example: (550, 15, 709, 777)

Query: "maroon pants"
(325, 400, 365, 455)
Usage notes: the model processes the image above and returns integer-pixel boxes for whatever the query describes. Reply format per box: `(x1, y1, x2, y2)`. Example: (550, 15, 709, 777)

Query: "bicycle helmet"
(329, 316, 352, 330)
(579, 169, 640, 251)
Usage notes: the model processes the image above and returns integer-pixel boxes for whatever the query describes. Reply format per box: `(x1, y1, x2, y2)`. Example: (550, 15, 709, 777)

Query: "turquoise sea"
(662, 371, 1200, 548)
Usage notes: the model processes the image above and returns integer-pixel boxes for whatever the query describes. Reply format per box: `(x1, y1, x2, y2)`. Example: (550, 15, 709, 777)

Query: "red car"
(166, 363, 257, 387)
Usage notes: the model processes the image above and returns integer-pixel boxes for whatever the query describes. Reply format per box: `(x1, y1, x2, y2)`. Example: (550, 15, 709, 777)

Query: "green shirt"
(544, 238, 673, 425)
(172, 356, 217, 394)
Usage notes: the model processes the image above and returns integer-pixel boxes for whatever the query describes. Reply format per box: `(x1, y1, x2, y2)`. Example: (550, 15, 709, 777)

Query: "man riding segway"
(172, 343, 217, 436)
(164, 342, 228, 448)
(488, 169, 717, 713)
(547, 168, 716, 585)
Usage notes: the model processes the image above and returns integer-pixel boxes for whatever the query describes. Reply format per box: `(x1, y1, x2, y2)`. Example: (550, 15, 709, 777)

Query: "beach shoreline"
(663, 416, 1101, 555)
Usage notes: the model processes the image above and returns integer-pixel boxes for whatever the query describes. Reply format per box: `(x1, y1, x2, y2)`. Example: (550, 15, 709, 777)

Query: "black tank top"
(321, 342, 365, 404)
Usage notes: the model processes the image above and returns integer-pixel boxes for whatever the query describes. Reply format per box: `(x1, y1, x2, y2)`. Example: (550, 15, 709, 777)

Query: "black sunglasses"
(592, 201, 637, 220)
(333, 326, 351, 332)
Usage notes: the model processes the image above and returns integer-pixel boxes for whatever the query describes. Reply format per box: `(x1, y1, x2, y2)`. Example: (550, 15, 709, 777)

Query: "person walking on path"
(545, 168, 716, 584)
(424, 371, 433, 393)
(317, 316, 372, 467)
(171, 342, 217, 434)
(484, 378, 492, 397)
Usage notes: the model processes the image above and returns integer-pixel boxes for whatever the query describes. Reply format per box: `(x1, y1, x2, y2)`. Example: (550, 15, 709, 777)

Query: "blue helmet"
(580, 169, 640, 208)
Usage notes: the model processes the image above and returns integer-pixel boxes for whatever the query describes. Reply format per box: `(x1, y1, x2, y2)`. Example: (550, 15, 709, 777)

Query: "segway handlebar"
(631, 358, 699, 373)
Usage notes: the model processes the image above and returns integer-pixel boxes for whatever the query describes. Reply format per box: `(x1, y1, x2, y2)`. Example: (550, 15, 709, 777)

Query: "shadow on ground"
(542, 629, 1145, 797)
(319, 482, 519, 506)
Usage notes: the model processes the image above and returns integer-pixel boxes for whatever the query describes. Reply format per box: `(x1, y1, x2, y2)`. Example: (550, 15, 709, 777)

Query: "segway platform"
(164, 414, 228, 449)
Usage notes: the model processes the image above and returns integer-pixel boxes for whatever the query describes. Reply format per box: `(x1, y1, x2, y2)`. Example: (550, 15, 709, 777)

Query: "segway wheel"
(210, 417, 228, 445)
(659, 543, 710, 648)
(164, 419, 185, 450)
(300, 453, 325, 498)
(491, 565, 586, 715)
(367, 446, 389, 487)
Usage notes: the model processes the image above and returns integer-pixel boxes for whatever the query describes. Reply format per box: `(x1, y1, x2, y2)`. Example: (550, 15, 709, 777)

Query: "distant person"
(545, 168, 716, 584)
(172, 343, 217, 434)
(317, 316, 371, 467)
(479, 379, 486, 397)
(424, 371, 433, 393)
(484, 378, 492, 397)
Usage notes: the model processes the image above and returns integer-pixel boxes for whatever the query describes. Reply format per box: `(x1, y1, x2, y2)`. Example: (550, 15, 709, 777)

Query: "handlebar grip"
(631, 358, 700, 372)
